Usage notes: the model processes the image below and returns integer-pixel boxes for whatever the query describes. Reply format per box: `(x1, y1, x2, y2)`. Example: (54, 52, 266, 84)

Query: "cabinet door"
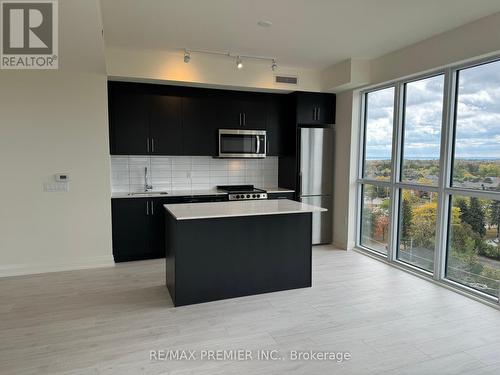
(150, 95, 183, 155)
(316, 94, 335, 124)
(296, 92, 318, 124)
(182, 97, 220, 156)
(111, 199, 151, 262)
(266, 95, 285, 156)
(110, 92, 150, 155)
(239, 98, 267, 129)
(296, 92, 335, 125)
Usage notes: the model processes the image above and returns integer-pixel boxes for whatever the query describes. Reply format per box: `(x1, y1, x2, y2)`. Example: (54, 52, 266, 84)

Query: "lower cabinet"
(111, 195, 227, 262)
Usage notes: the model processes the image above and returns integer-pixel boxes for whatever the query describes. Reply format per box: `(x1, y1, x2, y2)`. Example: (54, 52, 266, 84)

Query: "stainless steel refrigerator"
(298, 127, 334, 245)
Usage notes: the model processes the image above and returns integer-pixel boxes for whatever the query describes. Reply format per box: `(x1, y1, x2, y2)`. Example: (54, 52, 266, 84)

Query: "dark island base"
(166, 213, 312, 306)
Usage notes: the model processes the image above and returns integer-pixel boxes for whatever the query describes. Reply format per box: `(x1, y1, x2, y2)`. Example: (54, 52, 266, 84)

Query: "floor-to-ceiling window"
(357, 58, 500, 303)
(359, 87, 394, 254)
(446, 60, 500, 298)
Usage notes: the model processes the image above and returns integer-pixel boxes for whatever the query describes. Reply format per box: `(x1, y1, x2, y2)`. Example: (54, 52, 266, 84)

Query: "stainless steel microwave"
(218, 129, 267, 158)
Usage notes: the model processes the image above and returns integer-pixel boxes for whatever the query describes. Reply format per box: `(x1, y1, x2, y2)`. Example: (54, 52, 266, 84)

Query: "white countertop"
(111, 189, 226, 199)
(111, 187, 294, 199)
(164, 199, 325, 220)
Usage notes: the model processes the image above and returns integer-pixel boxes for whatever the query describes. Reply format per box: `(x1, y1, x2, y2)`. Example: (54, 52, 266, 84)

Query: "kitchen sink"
(127, 191, 168, 196)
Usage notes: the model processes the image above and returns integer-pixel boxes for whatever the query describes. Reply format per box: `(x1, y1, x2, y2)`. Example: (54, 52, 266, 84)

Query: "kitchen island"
(164, 199, 326, 306)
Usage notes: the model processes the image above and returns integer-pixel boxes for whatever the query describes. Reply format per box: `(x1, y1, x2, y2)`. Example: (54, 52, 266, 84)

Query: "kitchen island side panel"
(165, 212, 312, 306)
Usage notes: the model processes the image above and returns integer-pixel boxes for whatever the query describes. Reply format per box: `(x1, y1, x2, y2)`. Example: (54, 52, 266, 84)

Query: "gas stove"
(217, 185, 268, 201)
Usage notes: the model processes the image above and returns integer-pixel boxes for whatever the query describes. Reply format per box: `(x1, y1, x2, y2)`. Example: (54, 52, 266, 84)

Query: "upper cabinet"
(108, 82, 335, 157)
(295, 92, 336, 125)
(108, 83, 182, 156)
(150, 95, 183, 155)
(109, 91, 150, 155)
(182, 96, 220, 156)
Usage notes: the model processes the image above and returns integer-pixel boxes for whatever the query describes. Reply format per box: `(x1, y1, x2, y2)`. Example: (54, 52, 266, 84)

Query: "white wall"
(370, 11, 500, 86)
(332, 90, 360, 250)
(106, 47, 323, 92)
(0, 72, 113, 276)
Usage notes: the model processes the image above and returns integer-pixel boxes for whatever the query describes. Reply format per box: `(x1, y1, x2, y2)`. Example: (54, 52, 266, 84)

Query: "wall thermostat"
(55, 173, 70, 182)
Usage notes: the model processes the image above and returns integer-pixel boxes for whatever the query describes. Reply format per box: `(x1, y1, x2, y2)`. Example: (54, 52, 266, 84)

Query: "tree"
(457, 198, 469, 224)
(410, 202, 437, 249)
(489, 200, 500, 238)
(468, 197, 486, 237)
(401, 197, 413, 248)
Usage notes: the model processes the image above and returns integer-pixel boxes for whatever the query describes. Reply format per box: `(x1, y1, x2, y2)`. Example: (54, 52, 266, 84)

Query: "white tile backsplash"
(110, 156, 278, 193)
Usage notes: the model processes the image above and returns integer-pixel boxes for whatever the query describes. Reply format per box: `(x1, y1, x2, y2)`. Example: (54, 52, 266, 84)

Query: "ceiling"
(100, 0, 500, 70)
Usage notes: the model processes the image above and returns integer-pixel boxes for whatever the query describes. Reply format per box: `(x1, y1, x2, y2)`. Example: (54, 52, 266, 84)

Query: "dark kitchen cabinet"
(150, 96, 183, 155)
(109, 83, 183, 156)
(182, 97, 220, 156)
(266, 95, 286, 156)
(238, 97, 267, 128)
(295, 92, 335, 125)
(214, 92, 267, 129)
(109, 92, 150, 155)
(111, 195, 228, 262)
(111, 198, 153, 262)
(108, 82, 297, 157)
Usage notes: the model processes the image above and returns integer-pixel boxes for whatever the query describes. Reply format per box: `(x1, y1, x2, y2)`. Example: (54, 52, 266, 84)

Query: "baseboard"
(332, 241, 348, 250)
(0, 255, 115, 277)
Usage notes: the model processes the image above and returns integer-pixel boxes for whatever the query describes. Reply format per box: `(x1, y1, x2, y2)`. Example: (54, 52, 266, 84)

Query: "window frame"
(356, 57, 500, 305)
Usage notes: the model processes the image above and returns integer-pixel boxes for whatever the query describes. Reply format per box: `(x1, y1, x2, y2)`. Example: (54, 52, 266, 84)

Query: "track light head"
(236, 56, 243, 69)
(271, 59, 277, 71)
(183, 50, 191, 63)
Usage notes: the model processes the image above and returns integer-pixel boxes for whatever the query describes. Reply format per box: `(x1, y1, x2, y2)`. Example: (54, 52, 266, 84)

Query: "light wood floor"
(1, 246, 499, 375)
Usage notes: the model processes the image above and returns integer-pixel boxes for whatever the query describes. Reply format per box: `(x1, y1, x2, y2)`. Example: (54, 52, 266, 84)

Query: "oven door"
(218, 129, 266, 158)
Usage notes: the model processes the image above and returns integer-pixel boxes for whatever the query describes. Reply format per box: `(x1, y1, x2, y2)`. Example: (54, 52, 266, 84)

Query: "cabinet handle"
(151, 138, 155, 153)
(243, 113, 246, 126)
(146, 201, 149, 215)
(313, 108, 316, 121)
(267, 139, 269, 155)
(147, 138, 150, 153)
(151, 201, 154, 215)
(239, 113, 242, 126)
(317, 107, 320, 120)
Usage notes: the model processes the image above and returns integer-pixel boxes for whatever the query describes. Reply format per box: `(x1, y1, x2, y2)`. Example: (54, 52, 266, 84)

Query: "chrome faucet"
(144, 167, 153, 192)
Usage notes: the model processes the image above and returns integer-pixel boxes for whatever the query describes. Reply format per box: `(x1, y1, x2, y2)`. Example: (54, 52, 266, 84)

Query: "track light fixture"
(182, 49, 276, 71)
(271, 59, 278, 71)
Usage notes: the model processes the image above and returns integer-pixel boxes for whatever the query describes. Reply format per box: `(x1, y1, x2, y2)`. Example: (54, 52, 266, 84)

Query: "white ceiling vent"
(275, 75, 298, 85)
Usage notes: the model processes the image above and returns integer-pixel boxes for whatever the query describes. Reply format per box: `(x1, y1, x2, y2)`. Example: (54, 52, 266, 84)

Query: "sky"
(365, 59, 500, 160)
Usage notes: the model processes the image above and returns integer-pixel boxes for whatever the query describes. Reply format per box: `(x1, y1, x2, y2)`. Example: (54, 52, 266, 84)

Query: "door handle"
(147, 138, 150, 153)
(298, 172, 303, 197)
(151, 201, 154, 215)
(146, 201, 149, 215)
(151, 138, 155, 153)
